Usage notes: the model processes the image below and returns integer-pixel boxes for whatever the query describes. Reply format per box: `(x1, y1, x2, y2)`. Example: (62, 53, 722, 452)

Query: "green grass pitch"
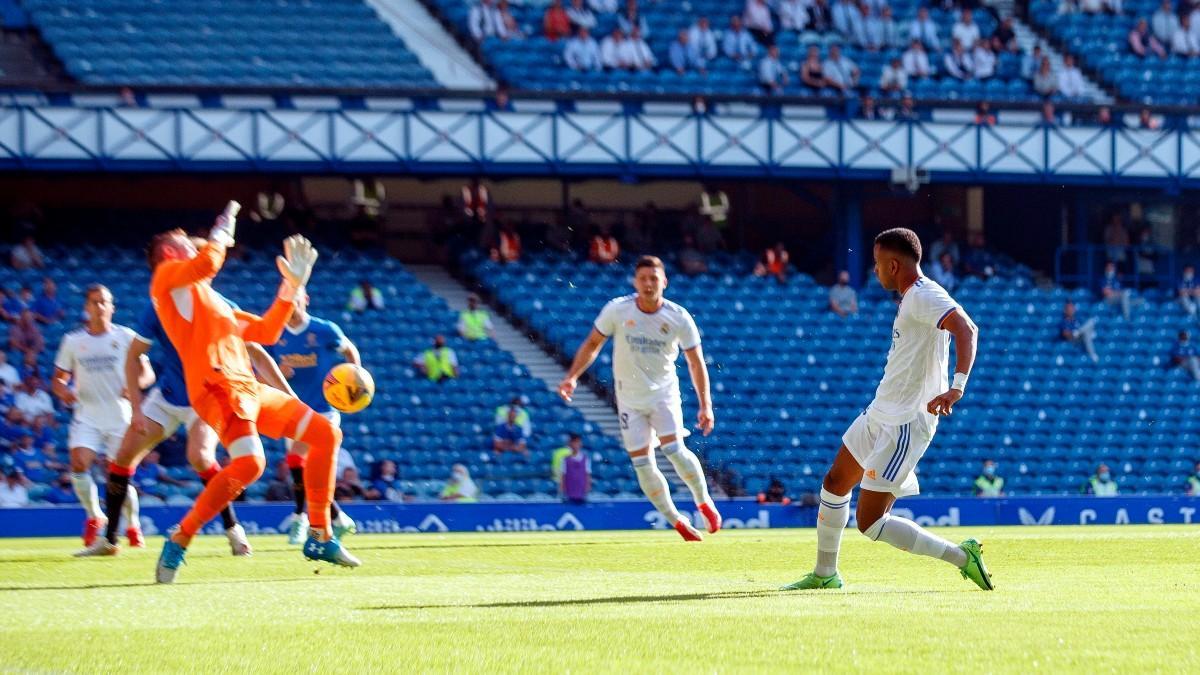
(1, 526, 1196, 673)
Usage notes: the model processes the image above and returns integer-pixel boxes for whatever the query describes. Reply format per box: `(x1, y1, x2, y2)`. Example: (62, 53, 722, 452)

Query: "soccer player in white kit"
(783, 228, 993, 591)
(558, 255, 721, 541)
(51, 284, 152, 548)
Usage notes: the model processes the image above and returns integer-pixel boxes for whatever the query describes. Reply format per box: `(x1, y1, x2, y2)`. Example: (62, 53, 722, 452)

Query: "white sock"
(71, 471, 102, 519)
(632, 455, 681, 525)
(814, 487, 851, 577)
(661, 441, 711, 506)
(863, 514, 968, 568)
(122, 484, 140, 531)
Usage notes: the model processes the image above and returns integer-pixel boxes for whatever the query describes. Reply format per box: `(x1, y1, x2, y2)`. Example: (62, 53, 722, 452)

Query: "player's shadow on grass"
(367, 590, 782, 611)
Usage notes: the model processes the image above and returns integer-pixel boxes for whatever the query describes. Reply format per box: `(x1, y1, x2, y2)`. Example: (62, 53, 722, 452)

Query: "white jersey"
(867, 277, 960, 426)
(54, 325, 136, 429)
(594, 294, 701, 409)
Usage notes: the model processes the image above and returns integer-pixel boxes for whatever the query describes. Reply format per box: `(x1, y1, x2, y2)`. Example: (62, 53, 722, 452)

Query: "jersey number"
(620, 413, 629, 430)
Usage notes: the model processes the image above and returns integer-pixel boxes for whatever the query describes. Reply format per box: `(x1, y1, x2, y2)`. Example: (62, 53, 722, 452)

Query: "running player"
(783, 228, 992, 591)
(52, 284, 151, 548)
(558, 255, 721, 541)
(148, 206, 358, 583)
(268, 289, 360, 544)
(75, 296, 295, 558)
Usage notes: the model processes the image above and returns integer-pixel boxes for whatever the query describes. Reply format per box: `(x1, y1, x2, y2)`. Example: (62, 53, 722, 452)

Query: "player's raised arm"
(245, 343, 298, 398)
(236, 235, 319, 346)
(927, 307, 979, 416)
(557, 328, 609, 402)
(683, 345, 714, 435)
(151, 204, 239, 289)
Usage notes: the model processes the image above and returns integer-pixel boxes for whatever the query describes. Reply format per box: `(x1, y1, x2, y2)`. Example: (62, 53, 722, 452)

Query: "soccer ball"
(322, 363, 375, 414)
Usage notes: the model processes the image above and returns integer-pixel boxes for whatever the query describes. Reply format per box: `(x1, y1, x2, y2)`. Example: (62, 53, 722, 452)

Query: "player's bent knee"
(298, 413, 341, 449)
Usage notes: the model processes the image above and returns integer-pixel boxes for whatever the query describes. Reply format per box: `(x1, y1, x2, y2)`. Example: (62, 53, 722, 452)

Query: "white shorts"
(841, 411, 938, 498)
(617, 397, 689, 452)
(284, 410, 342, 452)
(68, 419, 127, 458)
(141, 387, 198, 436)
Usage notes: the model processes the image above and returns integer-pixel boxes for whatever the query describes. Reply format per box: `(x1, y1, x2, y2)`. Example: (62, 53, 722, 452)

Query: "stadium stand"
(1, 239, 630, 505)
(1030, 0, 1200, 106)
(429, 0, 1056, 101)
(464, 247, 1198, 498)
(17, 0, 439, 88)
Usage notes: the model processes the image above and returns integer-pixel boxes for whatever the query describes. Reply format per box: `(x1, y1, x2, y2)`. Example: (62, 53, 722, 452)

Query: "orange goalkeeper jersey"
(150, 241, 293, 405)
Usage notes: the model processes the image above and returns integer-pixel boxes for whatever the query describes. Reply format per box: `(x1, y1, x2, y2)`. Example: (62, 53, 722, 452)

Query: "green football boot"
(959, 538, 994, 591)
(780, 572, 844, 591)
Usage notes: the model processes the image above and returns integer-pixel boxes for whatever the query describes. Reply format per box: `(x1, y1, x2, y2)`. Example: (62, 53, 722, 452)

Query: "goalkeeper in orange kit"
(147, 203, 359, 583)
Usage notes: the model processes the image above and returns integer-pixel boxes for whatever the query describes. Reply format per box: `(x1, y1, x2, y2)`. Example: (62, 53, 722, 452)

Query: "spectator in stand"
(754, 242, 790, 283)
(494, 396, 531, 436)
(31, 278, 63, 325)
(679, 235, 709, 275)
(952, 8, 981, 48)
(0, 352, 18, 390)
(1033, 56, 1058, 97)
(962, 231, 994, 278)
(1168, 330, 1200, 381)
(779, 0, 810, 31)
(897, 91, 918, 120)
(758, 476, 791, 504)
(1103, 212, 1129, 263)
(10, 236, 43, 271)
(743, 0, 775, 44)
(974, 460, 1005, 497)
(944, 38, 974, 80)
(1139, 107, 1161, 129)
(930, 252, 958, 291)
(590, 223, 620, 263)
(458, 294, 495, 341)
(831, 0, 857, 36)
(566, 0, 597, 30)
(823, 43, 860, 93)
(440, 464, 479, 502)
(617, 0, 649, 37)
(1082, 463, 1118, 496)
(565, 26, 603, 71)
(468, 0, 502, 41)
(559, 439, 591, 503)
(723, 15, 759, 62)
(544, 0, 572, 40)
(16, 376, 54, 424)
(1172, 14, 1200, 55)
(493, 407, 530, 456)
(809, 0, 833, 32)
(491, 221, 522, 263)
(1185, 460, 1200, 495)
(902, 39, 931, 79)
(972, 39, 996, 79)
(0, 466, 28, 507)
(626, 27, 656, 71)
(335, 466, 368, 501)
(859, 94, 879, 120)
(990, 16, 1018, 53)
(880, 57, 908, 93)
(1178, 265, 1199, 318)
(43, 471, 76, 505)
(929, 229, 960, 267)
(600, 28, 630, 69)
(1057, 54, 1086, 98)
(907, 6, 941, 53)
(974, 101, 996, 126)
(850, 3, 872, 48)
(1100, 261, 1138, 320)
(800, 45, 830, 90)
(1151, 0, 1179, 45)
(866, 5, 900, 50)
(1130, 17, 1168, 58)
(1060, 301, 1099, 363)
(414, 335, 459, 382)
(133, 450, 185, 499)
(366, 460, 402, 501)
(495, 0, 524, 40)
(689, 17, 719, 61)
(670, 29, 706, 73)
(9, 311, 42, 364)
(347, 280, 384, 311)
(0, 288, 24, 323)
(829, 270, 859, 317)
(759, 45, 788, 94)
(1021, 44, 1044, 79)
(550, 433, 581, 484)
(265, 460, 293, 501)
